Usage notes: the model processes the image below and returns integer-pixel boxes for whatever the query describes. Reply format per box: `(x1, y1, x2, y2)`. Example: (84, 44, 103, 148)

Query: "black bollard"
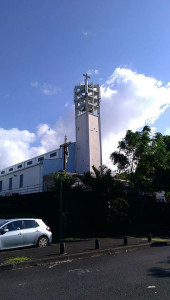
(124, 236, 128, 246)
(95, 239, 100, 250)
(147, 234, 152, 243)
(60, 243, 65, 254)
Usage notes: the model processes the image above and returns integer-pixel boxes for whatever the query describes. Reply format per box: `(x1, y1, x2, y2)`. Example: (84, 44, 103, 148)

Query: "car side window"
(23, 220, 39, 229)
(4, 222, 14, 231)
(4, 220, 23, 231)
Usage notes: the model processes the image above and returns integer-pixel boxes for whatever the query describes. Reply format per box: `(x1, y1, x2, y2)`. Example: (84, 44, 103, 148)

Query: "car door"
(1, 220, 23, 250)
(22, 220, 40, 246)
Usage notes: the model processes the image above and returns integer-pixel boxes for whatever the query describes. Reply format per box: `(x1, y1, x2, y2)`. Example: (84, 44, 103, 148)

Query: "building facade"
(0, 75, 102, 196)
(0, 143, 76, 196)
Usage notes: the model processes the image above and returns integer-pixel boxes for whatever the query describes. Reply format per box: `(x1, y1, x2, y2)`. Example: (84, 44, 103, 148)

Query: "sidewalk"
(0, 237, 151, 270)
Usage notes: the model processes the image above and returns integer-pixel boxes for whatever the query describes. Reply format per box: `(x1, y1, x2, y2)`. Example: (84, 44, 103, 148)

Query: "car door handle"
(18, 232, 22, 235)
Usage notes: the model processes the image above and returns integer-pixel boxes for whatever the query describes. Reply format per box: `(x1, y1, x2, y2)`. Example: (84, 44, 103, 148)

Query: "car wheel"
(38, 236, 49, 247)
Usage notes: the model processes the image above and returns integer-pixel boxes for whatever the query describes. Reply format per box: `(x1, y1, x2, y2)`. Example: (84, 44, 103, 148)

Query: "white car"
(0, 218, 52, 250)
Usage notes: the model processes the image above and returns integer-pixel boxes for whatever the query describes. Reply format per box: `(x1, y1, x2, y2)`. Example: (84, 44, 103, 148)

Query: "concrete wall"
(75, 113, 102, 174)
(0, 164, 43, 196)
(75, 113, 90, 174)
(89, 114, 102, 172)
(43, 159, 63, 176)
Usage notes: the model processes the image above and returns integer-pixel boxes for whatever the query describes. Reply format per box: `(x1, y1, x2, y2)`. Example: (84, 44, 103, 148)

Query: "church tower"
(74, 74, 102, 174)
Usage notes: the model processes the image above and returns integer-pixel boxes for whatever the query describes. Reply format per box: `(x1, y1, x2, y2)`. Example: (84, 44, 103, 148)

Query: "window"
(4, 220, 23, 231)
(27, 161, 32, 166)
(1, 171, 5, 175)
(0, 181, 2, 192)
(50, 152, 56, 158)
(19, 174, 23, 188)
(38, 157, 44, 162)
(9, 168, 13, 172)
(23, 220, 39, 229)
(17, 164, 22, 169)
(9, 178, 12, 190)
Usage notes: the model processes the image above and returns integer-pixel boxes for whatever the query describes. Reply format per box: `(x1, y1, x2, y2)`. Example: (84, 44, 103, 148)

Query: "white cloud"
(87, 69, 99, 76)
(165, 128, 170, 135)
(30, 81, 39, 87)
(41, 84, 60, 96)
(0, 128, 42, 169)
(0, 110, 75, 170)
(31, 81, 60, 96)
(150, 127, 157, 135)
(37, 124, 52, 137)
(64, 102, 69, 108)
(101, 67, 170, 168)
(35, 108, 75, 152)
(1, 68, 170, 171)
(82, 31, 91, 37)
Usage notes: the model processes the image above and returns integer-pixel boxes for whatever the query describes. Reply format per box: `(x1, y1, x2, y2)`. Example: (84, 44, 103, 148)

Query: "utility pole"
(59, 175, 62, 241)
(59, 136, 71, 240)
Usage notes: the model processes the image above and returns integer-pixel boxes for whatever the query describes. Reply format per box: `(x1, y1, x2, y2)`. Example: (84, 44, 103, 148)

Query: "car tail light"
(46, 227, 51, 232)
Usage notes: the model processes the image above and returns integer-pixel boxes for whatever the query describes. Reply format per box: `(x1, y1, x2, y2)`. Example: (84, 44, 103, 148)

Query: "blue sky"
(1, 0, 170, 169)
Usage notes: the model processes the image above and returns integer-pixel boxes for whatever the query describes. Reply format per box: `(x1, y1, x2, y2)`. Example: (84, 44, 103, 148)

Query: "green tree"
(52, 171, 76, 194)
(110, 126, 151, 174)
(110, 126, 170, 193)
(78, 165, 128, 231)
(78, 165, 114, 194)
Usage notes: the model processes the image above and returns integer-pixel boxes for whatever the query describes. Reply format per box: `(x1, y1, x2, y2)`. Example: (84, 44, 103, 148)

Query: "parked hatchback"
(0, 218, 52, 250)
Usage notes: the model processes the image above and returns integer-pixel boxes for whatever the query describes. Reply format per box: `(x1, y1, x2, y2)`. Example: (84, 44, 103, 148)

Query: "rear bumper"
(48, 233, 52, 244)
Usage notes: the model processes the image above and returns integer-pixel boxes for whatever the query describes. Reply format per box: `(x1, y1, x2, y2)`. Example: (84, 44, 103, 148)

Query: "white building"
(0, 74, 102, 196)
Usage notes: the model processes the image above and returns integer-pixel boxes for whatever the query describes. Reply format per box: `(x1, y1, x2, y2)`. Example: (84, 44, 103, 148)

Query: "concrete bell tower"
(74, 73, 102, 174)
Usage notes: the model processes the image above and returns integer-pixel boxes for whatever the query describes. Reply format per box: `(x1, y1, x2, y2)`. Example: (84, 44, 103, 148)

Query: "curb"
(0, 242, 152, 271)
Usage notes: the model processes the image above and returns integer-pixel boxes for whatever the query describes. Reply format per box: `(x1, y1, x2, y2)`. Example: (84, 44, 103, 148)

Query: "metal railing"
(0, 183, 46, 196)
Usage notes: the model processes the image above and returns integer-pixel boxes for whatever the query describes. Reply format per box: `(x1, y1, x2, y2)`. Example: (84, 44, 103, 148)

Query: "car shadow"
(148, 254, 170, 278)
(148, 267, 170, 278)
(150, 241, 168, 247)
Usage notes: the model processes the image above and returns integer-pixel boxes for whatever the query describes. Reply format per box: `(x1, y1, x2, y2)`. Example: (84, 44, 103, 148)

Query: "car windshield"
(0, 220, 8, 227)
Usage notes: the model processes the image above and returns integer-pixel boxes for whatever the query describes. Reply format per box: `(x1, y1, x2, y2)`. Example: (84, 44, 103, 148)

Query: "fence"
(0, 183, 45, 197)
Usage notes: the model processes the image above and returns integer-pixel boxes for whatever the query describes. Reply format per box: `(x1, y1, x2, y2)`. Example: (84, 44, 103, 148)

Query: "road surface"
(0, 246, 170, 299)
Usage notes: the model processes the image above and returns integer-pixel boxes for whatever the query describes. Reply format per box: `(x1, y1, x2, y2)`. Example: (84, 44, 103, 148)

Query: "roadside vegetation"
(0, 126, 170, 238)
(110, 125, 170, 194)
(2, 257, 30, 265)
(51, 126, 170, 236)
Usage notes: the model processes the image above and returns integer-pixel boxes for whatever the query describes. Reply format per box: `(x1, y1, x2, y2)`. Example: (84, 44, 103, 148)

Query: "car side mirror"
(2, 228, 9, 235)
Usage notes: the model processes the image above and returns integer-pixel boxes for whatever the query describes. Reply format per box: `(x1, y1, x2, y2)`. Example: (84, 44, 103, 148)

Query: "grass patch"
(3, 257, 30, 265)
(141, 237, 168, 242)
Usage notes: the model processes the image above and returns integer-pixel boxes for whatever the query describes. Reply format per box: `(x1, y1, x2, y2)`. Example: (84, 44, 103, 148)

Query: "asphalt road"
(0, 246, 170, 300)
